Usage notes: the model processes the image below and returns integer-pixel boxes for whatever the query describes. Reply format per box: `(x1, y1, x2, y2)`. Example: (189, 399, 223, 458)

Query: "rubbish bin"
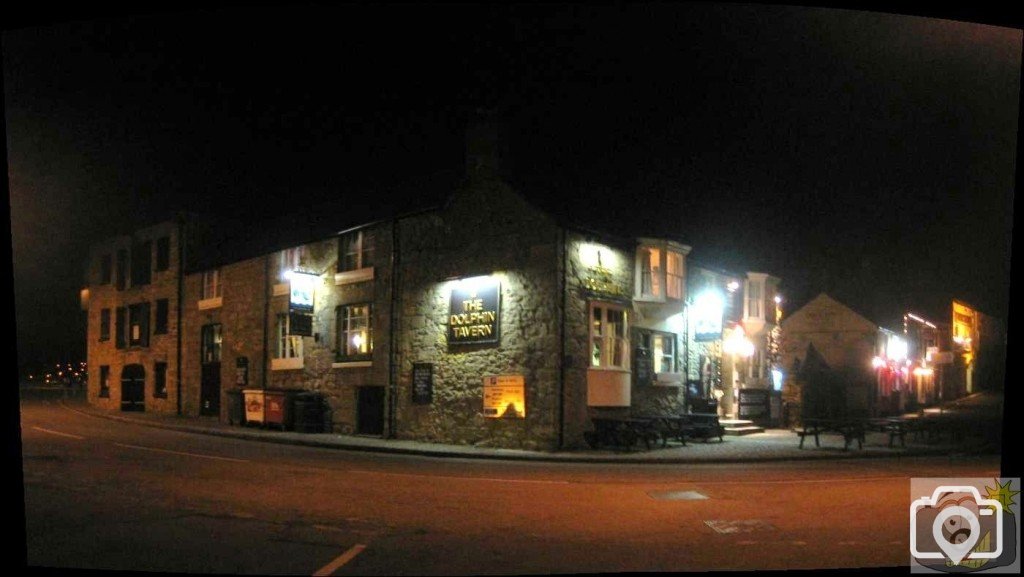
(243, 389, 266, 426)
(227, 389, 245, 426)
(264, 390, 287, 430)
(294, 392, 323, 434)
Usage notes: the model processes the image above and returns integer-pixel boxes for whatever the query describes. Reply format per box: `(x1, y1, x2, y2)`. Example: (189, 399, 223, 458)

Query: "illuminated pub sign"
(483, 374, 525, 418)
(289, 271, 318, 313)
(448, 276, 501, 345)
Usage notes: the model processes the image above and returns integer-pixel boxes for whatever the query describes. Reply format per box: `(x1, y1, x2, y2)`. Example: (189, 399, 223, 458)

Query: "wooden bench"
(684, 413, 725, 443)
(586, 417, 662, 451)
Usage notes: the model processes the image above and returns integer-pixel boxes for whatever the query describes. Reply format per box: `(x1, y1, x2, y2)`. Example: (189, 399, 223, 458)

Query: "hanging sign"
(289, 271, 317, 313)
(448, 276, 500, 345)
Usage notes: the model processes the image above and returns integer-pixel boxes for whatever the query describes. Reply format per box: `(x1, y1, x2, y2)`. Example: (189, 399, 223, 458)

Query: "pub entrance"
(357, 386, 385, 436)
(120, 364, 145, 412)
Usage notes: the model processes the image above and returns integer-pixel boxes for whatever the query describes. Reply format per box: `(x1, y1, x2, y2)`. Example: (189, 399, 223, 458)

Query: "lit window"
(652, 333, 675, 374)
(275, 314, 303, 360)
(666, 251, 683, 300)
(202, 269, 222, 300)
(128, 302, 150, 347)
(640, 247, 662, 298)
(336, 304, 372, 361)
(339, 229, 375, 272)
(590, 304, 629, 369)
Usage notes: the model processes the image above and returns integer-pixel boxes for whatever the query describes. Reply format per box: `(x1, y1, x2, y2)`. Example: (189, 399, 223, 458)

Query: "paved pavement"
(54, 393, 987, 464)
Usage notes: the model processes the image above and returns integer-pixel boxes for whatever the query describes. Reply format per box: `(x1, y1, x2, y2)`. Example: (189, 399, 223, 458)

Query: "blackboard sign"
(412, 362, 433, 404)
(289, 312, 313, 336)
(448, 277, 500, 345)
(738, 388, 770, 419)
(633, 347, 653, 387)
(235, 356, 248, 387)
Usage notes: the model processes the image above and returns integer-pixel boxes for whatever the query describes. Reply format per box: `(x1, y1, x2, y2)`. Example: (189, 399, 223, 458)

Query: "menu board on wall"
(412, 363, 433, 405)
(482, 374, 525, 418)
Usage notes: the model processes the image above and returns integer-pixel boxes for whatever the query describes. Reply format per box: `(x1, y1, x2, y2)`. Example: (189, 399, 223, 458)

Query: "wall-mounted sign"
(693, 290, 725, 342)
(448, 276, 500, 345)
(483, 374, 525, 418)
(288, 312, 313, 337)
(582, 265, 627, 300)
(289, 271, 318, 313)
(412, 362, 433, 404)
(235, 356, 249, 387)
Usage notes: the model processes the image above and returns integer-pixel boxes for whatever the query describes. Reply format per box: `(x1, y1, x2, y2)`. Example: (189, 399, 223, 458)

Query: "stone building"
(779, 293, 883, 420)
(84, 220, 183, 414)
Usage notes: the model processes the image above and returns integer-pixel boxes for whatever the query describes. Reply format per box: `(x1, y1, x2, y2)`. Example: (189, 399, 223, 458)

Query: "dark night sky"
(4, 3, 1020, 373)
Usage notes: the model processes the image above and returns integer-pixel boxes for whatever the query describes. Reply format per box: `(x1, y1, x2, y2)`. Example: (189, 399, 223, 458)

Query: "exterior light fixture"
(727, 281, 740, 293)
(871, 356, 886, 369)
(774, 295, 782, 304)
(723, 325, 755, 357)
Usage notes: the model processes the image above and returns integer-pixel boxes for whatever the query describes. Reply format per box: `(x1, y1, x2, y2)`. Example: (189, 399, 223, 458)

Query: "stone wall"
(394, 175, 563, 450)
(86, 221, 181, 414)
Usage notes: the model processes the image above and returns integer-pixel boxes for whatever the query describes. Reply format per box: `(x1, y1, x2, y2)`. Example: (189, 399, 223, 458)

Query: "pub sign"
(448, 276, 500, 345)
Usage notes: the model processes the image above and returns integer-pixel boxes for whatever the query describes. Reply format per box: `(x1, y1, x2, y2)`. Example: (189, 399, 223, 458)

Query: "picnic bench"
(796, 418, 867, 450)
(585, 417, 663, 451)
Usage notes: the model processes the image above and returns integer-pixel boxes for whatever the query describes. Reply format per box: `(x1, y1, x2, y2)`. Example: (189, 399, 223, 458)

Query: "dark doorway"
(200, 324, 222, 416)
(120, 364, 145, 412)
(357, 386, 385, 436)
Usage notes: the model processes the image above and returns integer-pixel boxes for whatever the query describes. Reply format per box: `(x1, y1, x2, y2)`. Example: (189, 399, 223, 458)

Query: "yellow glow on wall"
(482, 375, 525, 418)
(578, 242, 618, 270)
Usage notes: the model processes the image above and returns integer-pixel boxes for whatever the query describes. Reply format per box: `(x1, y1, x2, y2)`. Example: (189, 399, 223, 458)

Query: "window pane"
(648, 248, 662, 296)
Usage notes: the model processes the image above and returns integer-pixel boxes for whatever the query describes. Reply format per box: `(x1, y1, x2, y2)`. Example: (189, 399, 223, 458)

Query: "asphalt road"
(19, 392, 1000, 575)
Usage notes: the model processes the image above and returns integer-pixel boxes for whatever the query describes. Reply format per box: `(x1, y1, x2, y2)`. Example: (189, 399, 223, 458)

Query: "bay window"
(590, 303, 629, 370)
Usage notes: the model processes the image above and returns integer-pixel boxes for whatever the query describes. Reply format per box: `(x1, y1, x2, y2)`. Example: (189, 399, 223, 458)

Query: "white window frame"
(589, 303, 629, 370)
(651, 333, 675, 374)
(638, 246, 663, 299)
(337, 304, 372, 361)
(745, 279, 763, 319)
(275, 313, 303, 360)
(665, 251, 683, 300)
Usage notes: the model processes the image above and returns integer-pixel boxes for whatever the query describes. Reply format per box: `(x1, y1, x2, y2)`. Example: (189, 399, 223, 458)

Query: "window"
(339, 229, 375, 272)
(590, 304, 628, 369)
(278, 247, 303, 281)
(115, 307, 126, 349)
(100, 254, 112, 284)
(201, 324, 222, 364)
(639, 247, 662, 298)
(116, 249, 128, 290)
(99, 309, 111, 341)
(275, 314, 303, 359)
(746, 279, 762, 318)
(202, 269, 222, 300)
(154, 299, 169, 335)
(155, 237, 171, 272)
(99, 366, 110, 398)
(130, 241, 152, 286)
(128, 302, 150, 347)
(666, 251, 683, 300)
(336, 304, 372, 361)
(154, 362, 167, 398)
(651, 333, 676, 374)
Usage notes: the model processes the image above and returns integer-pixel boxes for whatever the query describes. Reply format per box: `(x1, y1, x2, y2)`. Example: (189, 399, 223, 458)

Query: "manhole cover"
(704, 520, 776, 534)
(648, 490, 709, 501)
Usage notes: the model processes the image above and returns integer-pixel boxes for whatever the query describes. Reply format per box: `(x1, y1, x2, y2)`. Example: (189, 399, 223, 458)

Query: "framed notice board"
(412, 362, 433, 404)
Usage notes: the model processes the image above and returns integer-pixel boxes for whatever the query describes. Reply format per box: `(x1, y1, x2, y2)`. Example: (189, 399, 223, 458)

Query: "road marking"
(114, 443, 250, 463)
(347, 470, 570, 485)
(313, 544, 366, 576)
(31, 426, 85, 440)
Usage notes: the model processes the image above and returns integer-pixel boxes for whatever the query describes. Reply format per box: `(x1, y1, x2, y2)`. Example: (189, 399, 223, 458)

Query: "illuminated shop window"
(202, 269, 222, 300)
(591, 304, 629, 369)
(275, 314, 303, 360)
(339, 229, 375, 272)
(336, 304, 372, 361)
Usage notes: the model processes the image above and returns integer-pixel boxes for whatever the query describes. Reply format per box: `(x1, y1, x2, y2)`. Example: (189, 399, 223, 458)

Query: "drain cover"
(704, 520, 776, 534)
(648, 490, 708, 500)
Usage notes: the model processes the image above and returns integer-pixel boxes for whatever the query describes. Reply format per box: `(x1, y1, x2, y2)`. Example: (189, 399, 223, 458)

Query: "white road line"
(31, 426, 85, 440)
(114, 443, 250, 463)
(313, 544, 367, 576)
(347, 469, 570, 485)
